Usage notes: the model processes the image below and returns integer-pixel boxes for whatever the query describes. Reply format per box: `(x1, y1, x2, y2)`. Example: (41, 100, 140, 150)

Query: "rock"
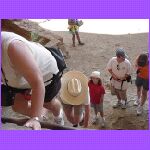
(1, 19, 69, 57)
(1, 123, 31, 130)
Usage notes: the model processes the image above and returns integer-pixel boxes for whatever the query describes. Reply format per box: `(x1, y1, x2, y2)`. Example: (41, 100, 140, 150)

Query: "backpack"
(1, 68, 29, 106)
(44, 46, 67, 82)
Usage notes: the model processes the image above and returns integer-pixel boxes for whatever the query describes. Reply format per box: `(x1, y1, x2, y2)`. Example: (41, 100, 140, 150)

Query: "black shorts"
(1, 78, 61, 106)
(135, 76, 149, 91)
(44, 78, 61, 102)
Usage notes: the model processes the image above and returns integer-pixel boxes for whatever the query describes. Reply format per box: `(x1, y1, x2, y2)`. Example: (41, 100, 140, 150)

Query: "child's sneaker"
(121, 100, 127, 109)
(137, 105, 143, 116)
(113, 101, 121, 108)
(73, 124, 78, 127)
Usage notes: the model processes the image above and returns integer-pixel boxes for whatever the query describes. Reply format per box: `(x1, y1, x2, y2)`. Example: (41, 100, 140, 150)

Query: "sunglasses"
(117, 64, 120, 70)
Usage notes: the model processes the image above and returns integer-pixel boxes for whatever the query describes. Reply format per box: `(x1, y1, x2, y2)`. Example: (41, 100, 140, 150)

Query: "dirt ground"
(1, 31, 149, 130)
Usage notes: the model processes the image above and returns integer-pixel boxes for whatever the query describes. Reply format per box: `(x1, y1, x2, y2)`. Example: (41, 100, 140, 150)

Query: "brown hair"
(137, 53, 148, 67)
(89, 78, 102, 85)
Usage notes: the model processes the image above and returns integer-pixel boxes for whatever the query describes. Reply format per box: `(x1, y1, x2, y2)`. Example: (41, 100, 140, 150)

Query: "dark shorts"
(1, 78, 61, 106)
(44, 78, 61, 102)
(135, 76, 149, 91)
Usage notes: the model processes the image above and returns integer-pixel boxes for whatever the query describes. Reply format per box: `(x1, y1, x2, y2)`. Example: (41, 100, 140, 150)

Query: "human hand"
(112, 74, 118, 80)
(25, 117, 41, 130)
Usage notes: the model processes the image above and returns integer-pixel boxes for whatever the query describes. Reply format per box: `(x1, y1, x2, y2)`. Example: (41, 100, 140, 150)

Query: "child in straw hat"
(60, 71, 90, 128)
(88, 71, 106, 127)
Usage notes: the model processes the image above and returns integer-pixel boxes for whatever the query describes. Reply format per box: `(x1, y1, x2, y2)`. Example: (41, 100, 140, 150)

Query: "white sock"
(121, 100, 126, 105)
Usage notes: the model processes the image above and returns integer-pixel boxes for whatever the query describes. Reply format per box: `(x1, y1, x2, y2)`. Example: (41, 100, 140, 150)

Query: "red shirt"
(88, 81, 105, 104)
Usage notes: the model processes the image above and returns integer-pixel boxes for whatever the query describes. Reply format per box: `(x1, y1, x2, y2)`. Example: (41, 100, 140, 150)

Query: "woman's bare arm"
(8, 40, 45, 118)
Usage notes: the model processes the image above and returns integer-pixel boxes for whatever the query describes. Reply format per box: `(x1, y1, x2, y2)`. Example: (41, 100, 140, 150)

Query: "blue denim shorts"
(135, 76, 149, 91)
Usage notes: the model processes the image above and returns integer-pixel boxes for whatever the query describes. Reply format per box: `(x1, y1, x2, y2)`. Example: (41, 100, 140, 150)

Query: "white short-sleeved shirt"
(106, 57, 132, 90)
(1, 31, 59, 89)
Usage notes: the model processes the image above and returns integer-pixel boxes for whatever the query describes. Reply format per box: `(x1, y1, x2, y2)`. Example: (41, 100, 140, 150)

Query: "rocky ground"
(1, 31, 149, 130)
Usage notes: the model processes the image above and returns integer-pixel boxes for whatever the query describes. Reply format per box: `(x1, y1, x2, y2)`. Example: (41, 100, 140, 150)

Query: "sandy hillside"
(1, 31, 149, 130)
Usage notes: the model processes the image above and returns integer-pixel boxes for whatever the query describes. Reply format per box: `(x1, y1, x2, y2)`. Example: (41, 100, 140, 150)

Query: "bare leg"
(100, 111, 104, 118)
(72, 34, 75, 47)
(113, 90, 122, 108)
(120, 90, 127, 102)
(44, 98, 62, 117)
(140, 89, 148, 106)
(75, 32, 84, 45)
(137, 86, 142, 100)
(93, 107, 98, 117)
(137, 89, 148, 115)
(12, 93, 31, 116)
(13, 93, 48, 118)
(63, 106, 75, 124)
(116, 92, 121, 102)
(74, 105, 83, 124)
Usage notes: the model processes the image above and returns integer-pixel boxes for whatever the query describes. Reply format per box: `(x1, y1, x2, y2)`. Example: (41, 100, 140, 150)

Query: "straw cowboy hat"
(90, 71, 101, 79)
(60, 71, 88, 105)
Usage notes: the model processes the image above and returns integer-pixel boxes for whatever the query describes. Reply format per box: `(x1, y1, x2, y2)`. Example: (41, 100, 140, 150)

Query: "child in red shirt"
(88, 71, 105, 127)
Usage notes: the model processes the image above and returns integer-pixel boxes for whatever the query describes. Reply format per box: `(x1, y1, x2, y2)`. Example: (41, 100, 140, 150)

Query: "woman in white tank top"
(1, 32, 64, 130)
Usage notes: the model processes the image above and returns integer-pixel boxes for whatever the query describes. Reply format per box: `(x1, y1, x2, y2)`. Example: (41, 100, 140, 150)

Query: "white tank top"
(1, 32, 59, 89)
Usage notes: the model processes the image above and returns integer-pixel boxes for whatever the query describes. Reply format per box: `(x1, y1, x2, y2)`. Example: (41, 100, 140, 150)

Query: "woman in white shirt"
(1, 32, 64, 130)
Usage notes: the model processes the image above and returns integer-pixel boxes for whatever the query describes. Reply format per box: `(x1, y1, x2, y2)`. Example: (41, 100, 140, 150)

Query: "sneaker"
(101, 118, 105, 128)
(121, 101, 127, 109)
(137, 105, 143, 116)
(134, 99, 140, 106)
(113, 101, 121, 108)
(73, 124, 78, 127)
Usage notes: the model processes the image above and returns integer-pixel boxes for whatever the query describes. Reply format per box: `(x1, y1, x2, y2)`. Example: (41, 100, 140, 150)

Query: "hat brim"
(60, 71, 88, 105)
